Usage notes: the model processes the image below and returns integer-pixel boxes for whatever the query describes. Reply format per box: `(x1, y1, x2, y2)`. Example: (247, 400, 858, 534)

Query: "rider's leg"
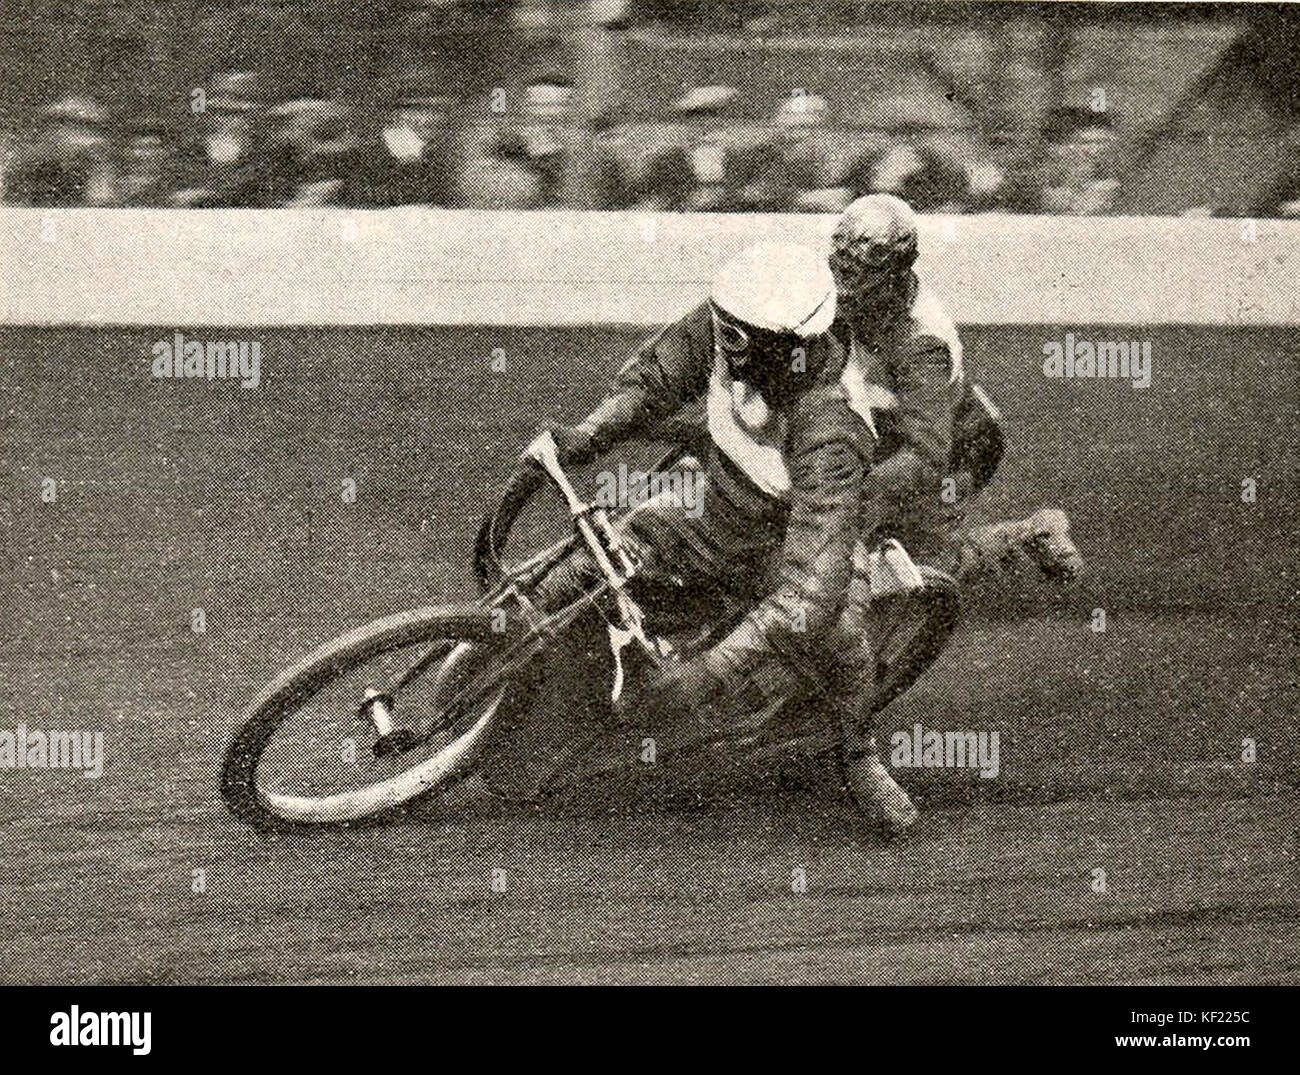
(957, 508, 1084, 585)
(835, 540, 919, 835)
(876, 482, 967, 574)
(612, 476, 915, 835)
(845, 478, 978, 835)
(882, 471, 1085, 587)
(529, 542, 603, 612)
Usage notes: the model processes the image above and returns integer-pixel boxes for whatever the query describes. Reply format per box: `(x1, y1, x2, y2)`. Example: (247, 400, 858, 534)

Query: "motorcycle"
(221, 425, 960, 830)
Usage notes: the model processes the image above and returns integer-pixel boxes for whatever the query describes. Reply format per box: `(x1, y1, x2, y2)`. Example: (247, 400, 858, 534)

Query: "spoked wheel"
(870, 566, 961, 714)
(220, 605, 537, 831)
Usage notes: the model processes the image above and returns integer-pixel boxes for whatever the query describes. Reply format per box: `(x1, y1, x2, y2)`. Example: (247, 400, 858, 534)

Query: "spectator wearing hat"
(259, 96, 363, 206)
(170, 70, 270, 207)
(774, 93, 847, 211)
(637, 85, 738, 211)
(455, 74, 576, 208)
(455, 128, 546, 209)
(731, 92, 847, 213)
(518, 74, 576, 206)
(116, 115, 173, 206)
(3, 95, 116, 206)
(1037, 106, 1120, 216)
(352, 73, 457, 207)
(841, 125, 971, 214)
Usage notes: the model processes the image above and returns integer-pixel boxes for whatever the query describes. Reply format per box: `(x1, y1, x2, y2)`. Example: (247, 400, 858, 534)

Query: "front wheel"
(221, 606, 538, 831)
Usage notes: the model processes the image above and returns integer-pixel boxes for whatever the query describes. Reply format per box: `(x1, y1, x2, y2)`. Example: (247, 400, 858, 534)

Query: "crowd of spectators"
(0, 66, 1279, 217)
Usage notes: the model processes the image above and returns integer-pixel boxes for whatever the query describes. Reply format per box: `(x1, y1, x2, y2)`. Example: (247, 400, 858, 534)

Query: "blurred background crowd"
(3, 1, 1299, 216)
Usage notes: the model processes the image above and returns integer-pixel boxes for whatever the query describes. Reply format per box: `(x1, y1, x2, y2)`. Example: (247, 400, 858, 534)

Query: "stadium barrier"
(2, 209, 1299, 327)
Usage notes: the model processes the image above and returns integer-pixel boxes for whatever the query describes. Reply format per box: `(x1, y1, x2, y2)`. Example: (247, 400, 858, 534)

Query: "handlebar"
(472, 419, 711, 594)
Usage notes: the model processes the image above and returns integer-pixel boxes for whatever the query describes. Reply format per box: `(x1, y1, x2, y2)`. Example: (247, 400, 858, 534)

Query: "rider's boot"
(958, 508, 1084, 585)
(843, 732, 919, 837)
(1023, 507, 1085, 583)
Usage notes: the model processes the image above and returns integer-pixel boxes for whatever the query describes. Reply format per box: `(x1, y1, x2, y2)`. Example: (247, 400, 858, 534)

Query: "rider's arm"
(570, 302, 714, 457)
(868, 335, 957, 502)
(703, 388, 872, 679)
(863, 335, 967, 517)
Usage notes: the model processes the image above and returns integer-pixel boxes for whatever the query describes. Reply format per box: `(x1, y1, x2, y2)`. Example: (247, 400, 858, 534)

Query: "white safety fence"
(2, 209, 1298, 326)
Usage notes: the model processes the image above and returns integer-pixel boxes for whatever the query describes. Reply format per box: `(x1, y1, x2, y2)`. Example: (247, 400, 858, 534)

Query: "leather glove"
(507, 422, 598, 501)
(527, 420, 599, 469)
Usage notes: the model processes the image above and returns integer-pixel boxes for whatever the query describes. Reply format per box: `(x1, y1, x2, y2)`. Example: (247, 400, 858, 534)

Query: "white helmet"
(709, 242, 836, 404)
(710, 241, 836, 337)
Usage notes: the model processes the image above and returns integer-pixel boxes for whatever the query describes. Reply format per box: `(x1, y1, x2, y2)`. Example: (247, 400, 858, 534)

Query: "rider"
(829, 193, 1084, 584)
(525, 241, 914, 833)
(821, 194, 1085, 830)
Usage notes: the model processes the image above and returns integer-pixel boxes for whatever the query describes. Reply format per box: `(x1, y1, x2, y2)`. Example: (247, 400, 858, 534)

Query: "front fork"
(358, 432, 662, 750)
(523, 432, 660, 701)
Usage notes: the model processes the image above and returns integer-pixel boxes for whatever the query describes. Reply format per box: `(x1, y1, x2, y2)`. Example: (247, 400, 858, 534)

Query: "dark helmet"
(829, 193, 919, 322)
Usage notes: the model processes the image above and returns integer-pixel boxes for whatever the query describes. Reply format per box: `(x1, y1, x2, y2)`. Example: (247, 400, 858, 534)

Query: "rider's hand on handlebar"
(503, 422, 598, 503)
(526, 421, 599, 469)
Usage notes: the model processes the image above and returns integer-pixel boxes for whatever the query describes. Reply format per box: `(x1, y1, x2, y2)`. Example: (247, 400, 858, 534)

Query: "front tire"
(221, 605, 533, 831)
(870, 565, 961, 714)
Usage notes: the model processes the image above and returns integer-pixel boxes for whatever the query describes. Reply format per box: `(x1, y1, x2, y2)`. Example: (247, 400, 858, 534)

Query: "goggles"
(710, 304, 810, 366)
(712, 306, 753, 364)
(710, 303, 828, 406)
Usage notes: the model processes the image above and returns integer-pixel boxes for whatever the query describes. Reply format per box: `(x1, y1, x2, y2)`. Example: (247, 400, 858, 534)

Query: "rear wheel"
(870, 566, 961, 714)
(221, 606, 538, 831)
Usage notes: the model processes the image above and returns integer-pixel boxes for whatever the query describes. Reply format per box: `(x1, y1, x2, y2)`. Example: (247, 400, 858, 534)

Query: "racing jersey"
(831, 277, 970, 501)
(571, 301, 876, 676)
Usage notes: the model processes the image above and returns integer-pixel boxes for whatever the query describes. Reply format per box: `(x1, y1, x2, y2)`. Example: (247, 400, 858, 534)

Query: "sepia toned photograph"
(0, 0, 1296, 1048)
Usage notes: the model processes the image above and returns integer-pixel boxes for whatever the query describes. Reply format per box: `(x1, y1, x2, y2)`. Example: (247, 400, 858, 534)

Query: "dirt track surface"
(1, 324, 1297, 983)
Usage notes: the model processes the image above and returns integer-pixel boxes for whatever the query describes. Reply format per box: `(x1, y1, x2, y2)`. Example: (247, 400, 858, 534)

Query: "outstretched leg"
(957, 507, 1085, 585)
